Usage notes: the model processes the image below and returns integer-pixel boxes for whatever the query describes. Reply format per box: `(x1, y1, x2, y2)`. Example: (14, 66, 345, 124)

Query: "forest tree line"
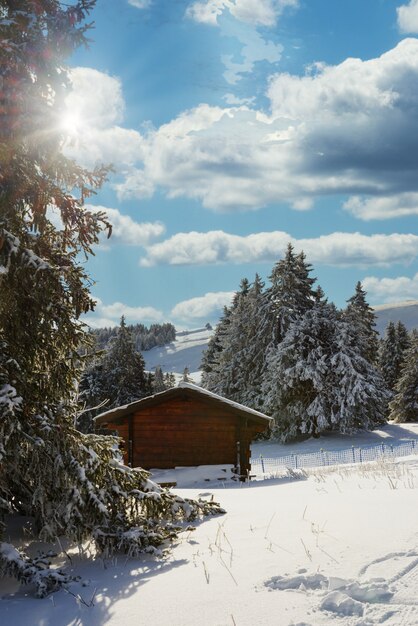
(90, 321, 176, 352)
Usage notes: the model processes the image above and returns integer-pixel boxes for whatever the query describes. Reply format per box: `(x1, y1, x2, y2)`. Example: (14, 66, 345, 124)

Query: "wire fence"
(250, 439, 418, 477)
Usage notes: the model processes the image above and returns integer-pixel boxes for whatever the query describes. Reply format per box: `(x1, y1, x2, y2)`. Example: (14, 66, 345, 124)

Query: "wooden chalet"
(95, 382, 272, 479)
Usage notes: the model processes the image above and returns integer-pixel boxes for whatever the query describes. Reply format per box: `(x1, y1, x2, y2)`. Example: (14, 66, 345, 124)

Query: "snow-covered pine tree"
(378, 321, 410, 394)
(263, 297, 339, 440)
(264, 300, 388, 441)
(265, 243, 317, 346)
(378, 322, 398, 392)
(102, 316, 150, 406)
(0, 0, 222, 596)
(261, 245, 318, 415)
(239, 274, 267, 410)
(182, 367, 191, 382)
(153, 366, 166, 393)
(344, 281, 379, 363)
(201, 305, 232, 390)
(164, 372, 177, 388)
(209, 278, 252, 402)
(329, 314, 388, 432)
(78, 317, 150, 430)
(389, 332, 418, 422)
(396, 320, 411, 356)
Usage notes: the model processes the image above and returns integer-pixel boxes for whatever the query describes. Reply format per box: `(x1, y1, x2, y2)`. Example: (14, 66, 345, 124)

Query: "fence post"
(260, 454, 265, 474)
(381, 443, 385, 456)
(359, 448, 362, 463)
(295, 454, 298, 470)
(413, 440, 416, 450)
(352, 446, 355, 463)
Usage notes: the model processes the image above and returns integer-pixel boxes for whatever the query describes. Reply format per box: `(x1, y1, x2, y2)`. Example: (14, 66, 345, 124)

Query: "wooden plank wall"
(131, 396, 239, 469)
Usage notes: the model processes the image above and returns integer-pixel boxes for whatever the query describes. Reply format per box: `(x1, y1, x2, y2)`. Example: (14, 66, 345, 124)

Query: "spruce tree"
(329, 315, 388, 432)
(201, 305, 232, 390)
(0, 0, 221, 595)
(264, 302, 388, 441)
(267, 243, 317, 345)
(378, 321, 410, 393)
(102, 316, 149, 406)
(210, 278, 251, 401)
(164, 372, 176, 388)
(182, 367, 191, 382)
(396, 320, 411, 355)
(239, 274, 267, 410)
(153, 366, 166, 393)
(78, 317, 150, 429)
(261, 245, 318, 415)
(263, 301, 336, 440)
(344, 281, 379, 363)
(389, 333, 418, 422)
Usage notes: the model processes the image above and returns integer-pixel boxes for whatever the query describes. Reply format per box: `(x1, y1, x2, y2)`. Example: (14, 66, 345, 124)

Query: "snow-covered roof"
(95, 381, 272, 426)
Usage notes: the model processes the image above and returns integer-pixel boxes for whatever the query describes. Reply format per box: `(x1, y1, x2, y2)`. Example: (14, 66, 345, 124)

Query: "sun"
(60, 110, 84, 136)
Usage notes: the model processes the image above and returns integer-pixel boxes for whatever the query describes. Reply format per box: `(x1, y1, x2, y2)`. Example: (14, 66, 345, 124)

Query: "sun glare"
(60, 110, 83, 136)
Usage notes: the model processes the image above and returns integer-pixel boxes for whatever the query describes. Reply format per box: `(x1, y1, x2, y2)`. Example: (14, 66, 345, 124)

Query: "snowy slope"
(2, 433, 418, 625)
(373, 300, 418, 335)
(143, 328, 213, 382)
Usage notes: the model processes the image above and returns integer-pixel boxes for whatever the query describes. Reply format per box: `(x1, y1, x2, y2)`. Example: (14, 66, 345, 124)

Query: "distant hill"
(373, 301, 418, 335)
(143, 327, 213, 383)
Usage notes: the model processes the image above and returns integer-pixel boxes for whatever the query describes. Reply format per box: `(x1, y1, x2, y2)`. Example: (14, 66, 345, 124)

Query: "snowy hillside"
(373, 300, 418, 335)
(2, 425, 418, 625)
(143, 327, 213, 382)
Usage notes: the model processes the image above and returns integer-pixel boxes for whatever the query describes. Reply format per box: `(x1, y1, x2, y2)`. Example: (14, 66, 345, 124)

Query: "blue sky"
(64, 0, 418, 329)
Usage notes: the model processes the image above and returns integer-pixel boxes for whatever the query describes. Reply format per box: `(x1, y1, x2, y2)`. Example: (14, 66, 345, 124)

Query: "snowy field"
(143, 328, 213, 383)
(2, 425, 418, 625)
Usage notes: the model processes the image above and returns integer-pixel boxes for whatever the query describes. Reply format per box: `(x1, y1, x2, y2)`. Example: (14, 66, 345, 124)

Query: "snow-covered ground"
(2, 424, 418, 625)
(143, 328, 213, 383)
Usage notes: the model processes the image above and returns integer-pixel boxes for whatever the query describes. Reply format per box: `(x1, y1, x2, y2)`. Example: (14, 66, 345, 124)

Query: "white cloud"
(171, 291, 235, 322)
(83, 316, 120, 329)
(116, 40, 418, 212)
(230, 0, 298, 26)
(363, 273, 418, 304)
(66, 67, 124, 129)
(221, 23, 283, 84)
(186, 0, 298, 27)
(186, 0, 225, 25)
(128, 0, 152, 8)
(186, 1, 294, 84)
(62, 67, 144, 169)
(397, 0, 418, 33)
(140, 229, 418, 268)
(344, 193, 418, 220)
(86, 205, 165, 246)
(100, 302, 164, 322)
(223, 93, 256, 105)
